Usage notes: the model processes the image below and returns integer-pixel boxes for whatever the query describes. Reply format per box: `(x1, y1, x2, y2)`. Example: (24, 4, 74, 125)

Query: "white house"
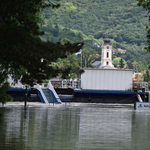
(118, 48, 127, 54)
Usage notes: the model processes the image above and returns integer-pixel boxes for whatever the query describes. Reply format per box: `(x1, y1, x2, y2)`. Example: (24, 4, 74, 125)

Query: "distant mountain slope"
(42, 0, 150, 72)
(44, 0, 147, 46)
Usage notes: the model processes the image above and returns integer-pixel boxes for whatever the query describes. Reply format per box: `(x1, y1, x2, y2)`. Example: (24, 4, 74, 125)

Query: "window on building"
(107, 62, 109, 65)
(107, 52, 109, 58)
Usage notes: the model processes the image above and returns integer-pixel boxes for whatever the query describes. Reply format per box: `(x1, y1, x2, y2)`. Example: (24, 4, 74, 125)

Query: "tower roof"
(104, 38, 110, 45)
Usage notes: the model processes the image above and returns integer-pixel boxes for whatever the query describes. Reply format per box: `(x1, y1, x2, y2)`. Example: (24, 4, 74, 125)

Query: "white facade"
(81, 68, 133, 91)
(7, 75, 23, 88)
(100, 38, 114, 68)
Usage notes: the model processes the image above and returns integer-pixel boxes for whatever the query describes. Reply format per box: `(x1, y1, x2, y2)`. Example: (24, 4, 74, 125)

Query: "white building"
(100, 38, 114, 69)
(81, 38, 133, 91)
(118, 48, 127, 54)
(81, 68, 133, 91)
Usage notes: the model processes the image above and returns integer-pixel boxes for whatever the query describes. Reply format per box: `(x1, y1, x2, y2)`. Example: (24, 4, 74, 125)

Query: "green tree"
(52, 24, 59, 37)
(143, 69, 150, 82)
(137, 0, 150, 51)
(49, 38, 82, 79)
(133, 62, 139, 73)
(0, 0, 83, 104)
(60, 38, 71, 45)
(82, 49, 97, 68)
(112, 57, 126, 68)
(119, 58, 125, 68)
(50, 54, 80, 79)
(126, 60, 134, 69)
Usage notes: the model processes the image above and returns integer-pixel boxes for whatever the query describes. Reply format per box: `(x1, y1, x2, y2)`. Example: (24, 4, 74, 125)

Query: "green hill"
(41, 0, 150, 72)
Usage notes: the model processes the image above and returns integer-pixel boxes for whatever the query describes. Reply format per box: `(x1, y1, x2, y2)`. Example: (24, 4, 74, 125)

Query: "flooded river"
(0, 102, 150, 150)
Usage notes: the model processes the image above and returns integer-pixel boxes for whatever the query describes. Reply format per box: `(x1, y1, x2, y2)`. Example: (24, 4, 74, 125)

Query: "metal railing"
(133, 82, 149, 91)
(50, 79, 81, 89)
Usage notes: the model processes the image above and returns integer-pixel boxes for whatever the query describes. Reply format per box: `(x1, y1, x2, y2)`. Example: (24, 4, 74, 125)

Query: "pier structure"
(6, 78, 150, 103)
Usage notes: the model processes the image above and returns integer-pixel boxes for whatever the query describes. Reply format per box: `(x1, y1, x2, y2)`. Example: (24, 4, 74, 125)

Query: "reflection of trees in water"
(0, 106, 81, 150)
(0, 108, 26, 150)
(3, 105, 150, 149)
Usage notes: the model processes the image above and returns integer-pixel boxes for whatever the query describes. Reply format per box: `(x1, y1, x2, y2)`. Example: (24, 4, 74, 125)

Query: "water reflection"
(0, 103, 81, 150)
(131, 111, 150, 150)
(0, 103, 150, 150)
(78, 107, 132, 149)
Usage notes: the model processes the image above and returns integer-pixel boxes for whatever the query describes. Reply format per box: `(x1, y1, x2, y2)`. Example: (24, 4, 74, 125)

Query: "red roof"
(118, 48, 126, 52)
(98, 43, 102, 46)
(112, 49, 115, 52)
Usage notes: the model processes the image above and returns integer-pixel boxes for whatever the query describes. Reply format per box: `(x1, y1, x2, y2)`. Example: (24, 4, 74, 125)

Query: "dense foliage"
(137, 0, 150, 52)
(41, 0, 150, 72)
(0, 0, 83, 104)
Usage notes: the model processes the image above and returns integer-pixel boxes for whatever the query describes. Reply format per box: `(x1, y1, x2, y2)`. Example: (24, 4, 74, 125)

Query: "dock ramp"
(35, 81, 61, 104)
(48, 80, 61, 103)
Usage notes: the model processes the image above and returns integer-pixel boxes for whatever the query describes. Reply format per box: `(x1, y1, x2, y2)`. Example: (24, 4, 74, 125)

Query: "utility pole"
(80, 49, 82, 68)
(24, 85, 28, 109)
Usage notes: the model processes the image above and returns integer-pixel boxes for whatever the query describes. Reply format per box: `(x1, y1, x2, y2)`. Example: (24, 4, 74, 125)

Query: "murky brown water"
(0, 102, 150, 150)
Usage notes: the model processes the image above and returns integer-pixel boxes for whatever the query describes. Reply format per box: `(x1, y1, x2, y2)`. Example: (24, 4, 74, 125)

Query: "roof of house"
(133, 72, 143, 82)
(112, 49, 115, 52)
(92, 61, 101, 65)
(92, 61, 101, 68)
(118, 48, 127, 52)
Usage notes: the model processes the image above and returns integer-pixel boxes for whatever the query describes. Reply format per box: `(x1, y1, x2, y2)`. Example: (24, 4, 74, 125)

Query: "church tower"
(100, 38, 114, 69)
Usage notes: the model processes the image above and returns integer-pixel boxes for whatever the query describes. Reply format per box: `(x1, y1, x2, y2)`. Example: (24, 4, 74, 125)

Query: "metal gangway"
(35, 80, 61, 104)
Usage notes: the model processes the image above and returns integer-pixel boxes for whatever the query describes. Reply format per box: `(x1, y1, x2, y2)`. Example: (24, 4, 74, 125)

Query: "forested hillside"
(41, 0, 150, 72)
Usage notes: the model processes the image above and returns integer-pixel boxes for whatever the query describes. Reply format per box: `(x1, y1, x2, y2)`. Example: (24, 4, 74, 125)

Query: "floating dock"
(7, 88, 149, 104)
(6, 78, 150, 104)
(73, 89, 149, 103)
